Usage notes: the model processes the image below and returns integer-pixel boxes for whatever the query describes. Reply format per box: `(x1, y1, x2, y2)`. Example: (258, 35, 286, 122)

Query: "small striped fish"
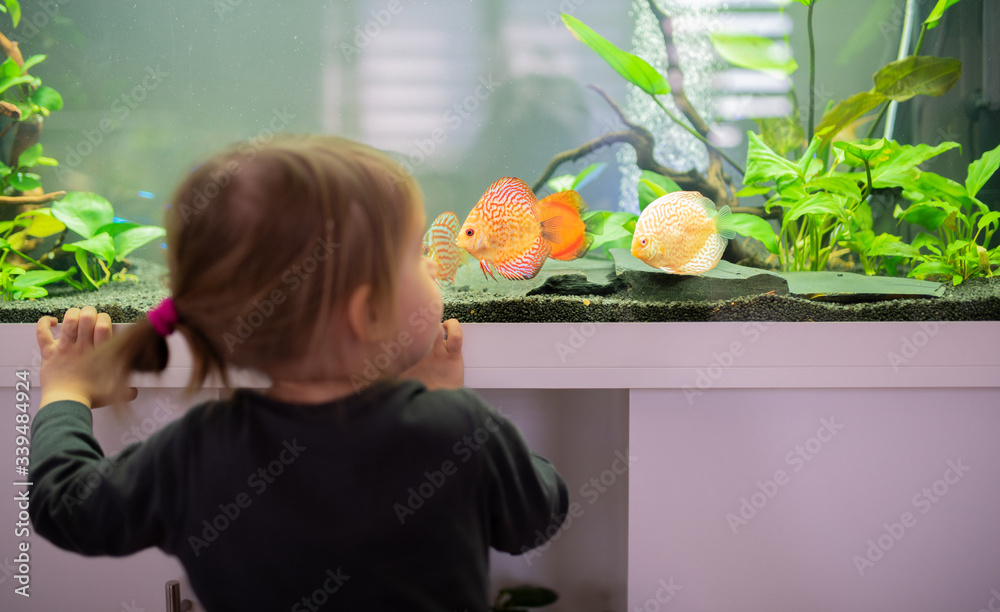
(631, 191, 735, 275)
(456, 177, 591, 281)
(423, 211, 462, 285)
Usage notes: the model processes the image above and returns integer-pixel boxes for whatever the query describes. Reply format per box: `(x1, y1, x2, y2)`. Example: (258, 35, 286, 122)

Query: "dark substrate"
(0, 256, 997, 324)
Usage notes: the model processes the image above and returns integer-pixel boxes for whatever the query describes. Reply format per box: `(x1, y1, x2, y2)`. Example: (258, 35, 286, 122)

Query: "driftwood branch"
(0, 30, 23, 67)
(532, 86, 753, 211)
(646, 0, 738, 202)
(0, 190, 66, 205)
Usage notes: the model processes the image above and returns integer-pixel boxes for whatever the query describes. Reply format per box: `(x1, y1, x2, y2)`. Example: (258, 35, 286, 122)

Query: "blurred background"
(8, 0, 995, 262)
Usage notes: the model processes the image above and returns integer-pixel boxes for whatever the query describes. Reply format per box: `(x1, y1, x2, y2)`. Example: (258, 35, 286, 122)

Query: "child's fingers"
(93, 312, 113, 346)
(442, 319, 463, 356)
(58, 308, 81, 348)
(35, 316, 57, 353)
(76, 307, 98, 348)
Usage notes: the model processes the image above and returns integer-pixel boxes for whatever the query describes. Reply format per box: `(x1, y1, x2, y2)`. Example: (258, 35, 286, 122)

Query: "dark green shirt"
(29, 381, 568, 612)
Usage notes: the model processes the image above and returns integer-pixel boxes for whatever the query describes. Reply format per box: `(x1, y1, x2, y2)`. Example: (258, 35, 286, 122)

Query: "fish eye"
(640, 237, 648, 247)
(465, 229, 475, 237)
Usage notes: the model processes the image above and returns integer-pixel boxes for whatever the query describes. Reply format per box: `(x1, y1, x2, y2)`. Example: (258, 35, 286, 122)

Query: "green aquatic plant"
(51, 192, 165, 289)
(866, 142, 1000, 284)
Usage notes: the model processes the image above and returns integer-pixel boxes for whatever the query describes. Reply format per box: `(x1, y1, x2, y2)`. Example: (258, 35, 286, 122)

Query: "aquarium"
(0, 2, 998, 612)
(0, 0, 994, 322)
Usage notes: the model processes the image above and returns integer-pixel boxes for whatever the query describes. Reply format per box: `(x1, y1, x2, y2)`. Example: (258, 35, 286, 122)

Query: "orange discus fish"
(456, 177, 592, 280)
(423, 211, 462, 285)
(631, 191, 736, 275)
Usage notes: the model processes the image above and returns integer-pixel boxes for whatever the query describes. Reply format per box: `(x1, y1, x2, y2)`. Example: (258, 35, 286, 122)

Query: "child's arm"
(401, 318, 464, 390)
(36, 307, 137, 409)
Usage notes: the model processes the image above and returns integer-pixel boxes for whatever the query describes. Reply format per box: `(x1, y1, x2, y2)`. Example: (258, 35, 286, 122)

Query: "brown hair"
(99, 134, 421, 394)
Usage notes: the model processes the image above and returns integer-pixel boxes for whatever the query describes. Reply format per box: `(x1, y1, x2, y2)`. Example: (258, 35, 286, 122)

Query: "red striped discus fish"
(456, 177, 591, 280)
(423, 211, 462, 285)
(631, 191, 736, 275)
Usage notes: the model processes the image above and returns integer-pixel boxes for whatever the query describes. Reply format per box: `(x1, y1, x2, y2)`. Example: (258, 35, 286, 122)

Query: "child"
(30, 135, 569, 611)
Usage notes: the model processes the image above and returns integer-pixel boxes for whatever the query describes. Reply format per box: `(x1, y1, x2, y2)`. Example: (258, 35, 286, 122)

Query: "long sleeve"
(29, 400, 185, 556)
(458, 393, 569, 555)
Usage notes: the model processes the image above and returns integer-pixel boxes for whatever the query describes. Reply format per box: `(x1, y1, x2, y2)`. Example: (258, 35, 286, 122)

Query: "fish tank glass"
(0, 0, 996, 322)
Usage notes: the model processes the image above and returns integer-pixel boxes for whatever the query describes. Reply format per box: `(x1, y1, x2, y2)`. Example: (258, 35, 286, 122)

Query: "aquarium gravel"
(0, 257, 997, 324)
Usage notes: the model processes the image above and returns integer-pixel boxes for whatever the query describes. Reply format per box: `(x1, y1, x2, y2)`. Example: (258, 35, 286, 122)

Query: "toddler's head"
(110, 135, 435, 392)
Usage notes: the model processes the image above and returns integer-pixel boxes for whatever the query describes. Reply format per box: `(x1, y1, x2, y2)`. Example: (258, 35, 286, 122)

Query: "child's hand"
(36, 307, 138, 409)
(401, 318, 464, 390)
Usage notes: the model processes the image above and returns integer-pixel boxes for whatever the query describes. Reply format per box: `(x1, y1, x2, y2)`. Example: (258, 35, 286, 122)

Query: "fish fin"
(538, 190, 591, 260)
(479, 259, 498, 281)
(495, 235, 550, 280)
(676, 233, 728, 274)
(711, 204, 737, 241)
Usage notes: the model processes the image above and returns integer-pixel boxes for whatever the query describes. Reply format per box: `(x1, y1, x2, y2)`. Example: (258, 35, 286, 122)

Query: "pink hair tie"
(148, 297, 178, 336)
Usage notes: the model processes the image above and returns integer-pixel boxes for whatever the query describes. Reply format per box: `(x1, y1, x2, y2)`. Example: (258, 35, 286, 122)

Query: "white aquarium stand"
(1, 321, 999, 612)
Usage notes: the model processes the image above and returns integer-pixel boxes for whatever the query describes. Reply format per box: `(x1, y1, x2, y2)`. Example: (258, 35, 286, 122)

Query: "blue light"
(138, 191, 155, 199)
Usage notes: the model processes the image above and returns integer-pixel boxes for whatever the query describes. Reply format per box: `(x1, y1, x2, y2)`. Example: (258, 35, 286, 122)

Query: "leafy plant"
(491, 585, 558, 611)
(867, 143, 1000, 284)
(51, 192, 165, 289)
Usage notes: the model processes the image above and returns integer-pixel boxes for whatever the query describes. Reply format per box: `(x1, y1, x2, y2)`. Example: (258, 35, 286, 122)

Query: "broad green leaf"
(978, 211, 1000, 231)
(8, 172, 40, 191)
(0, 57, 17, 78)
(833, 138, 890, 167)
(744, 131, 802, 185)
(94, 221, 141, 238)
(13, 285, 47, 299)
(805, 176, 863, 200)
(638, 171, 681, 211)
(867, 234, 922, 258)
(873, 56, 961, 102)
(571, 162, 606, 190)
(852, 199, 873, 231)
(909, 261, 955, 279)
(757, 115, 806, 156)
(6, 0, 20, 28)
(20, 54, 45, 74)
(562, 13, 670, 96)
(0, 74, 35, 95)
(35, 156, 57, 166)
(814, 92, 886, 143)
(710, 33, 797, 75)
(12, 269, 72, 289)
(638, 179, 668, 211)
(588, 212, 638, 252)
(925, 0, 964, 29)
(63, 232, 116, 264)
(51, 192, 115, 239)
(18, 209, 66, 238)
(910, 171, 973, 208)
(735, 185, 771, 197)
(786, 192, 848, 223)
(796, 136, 824, 177)
(112, 225, 166, 260)
(546, 174, 575, 193)
(30, 86, 63, 113)
(966, 142, 1000, 199)
(730, 213, 779, 255)
(871, 141, 960, 186)
(898, 202, 950, 231)
(15, 142, 41, 168)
